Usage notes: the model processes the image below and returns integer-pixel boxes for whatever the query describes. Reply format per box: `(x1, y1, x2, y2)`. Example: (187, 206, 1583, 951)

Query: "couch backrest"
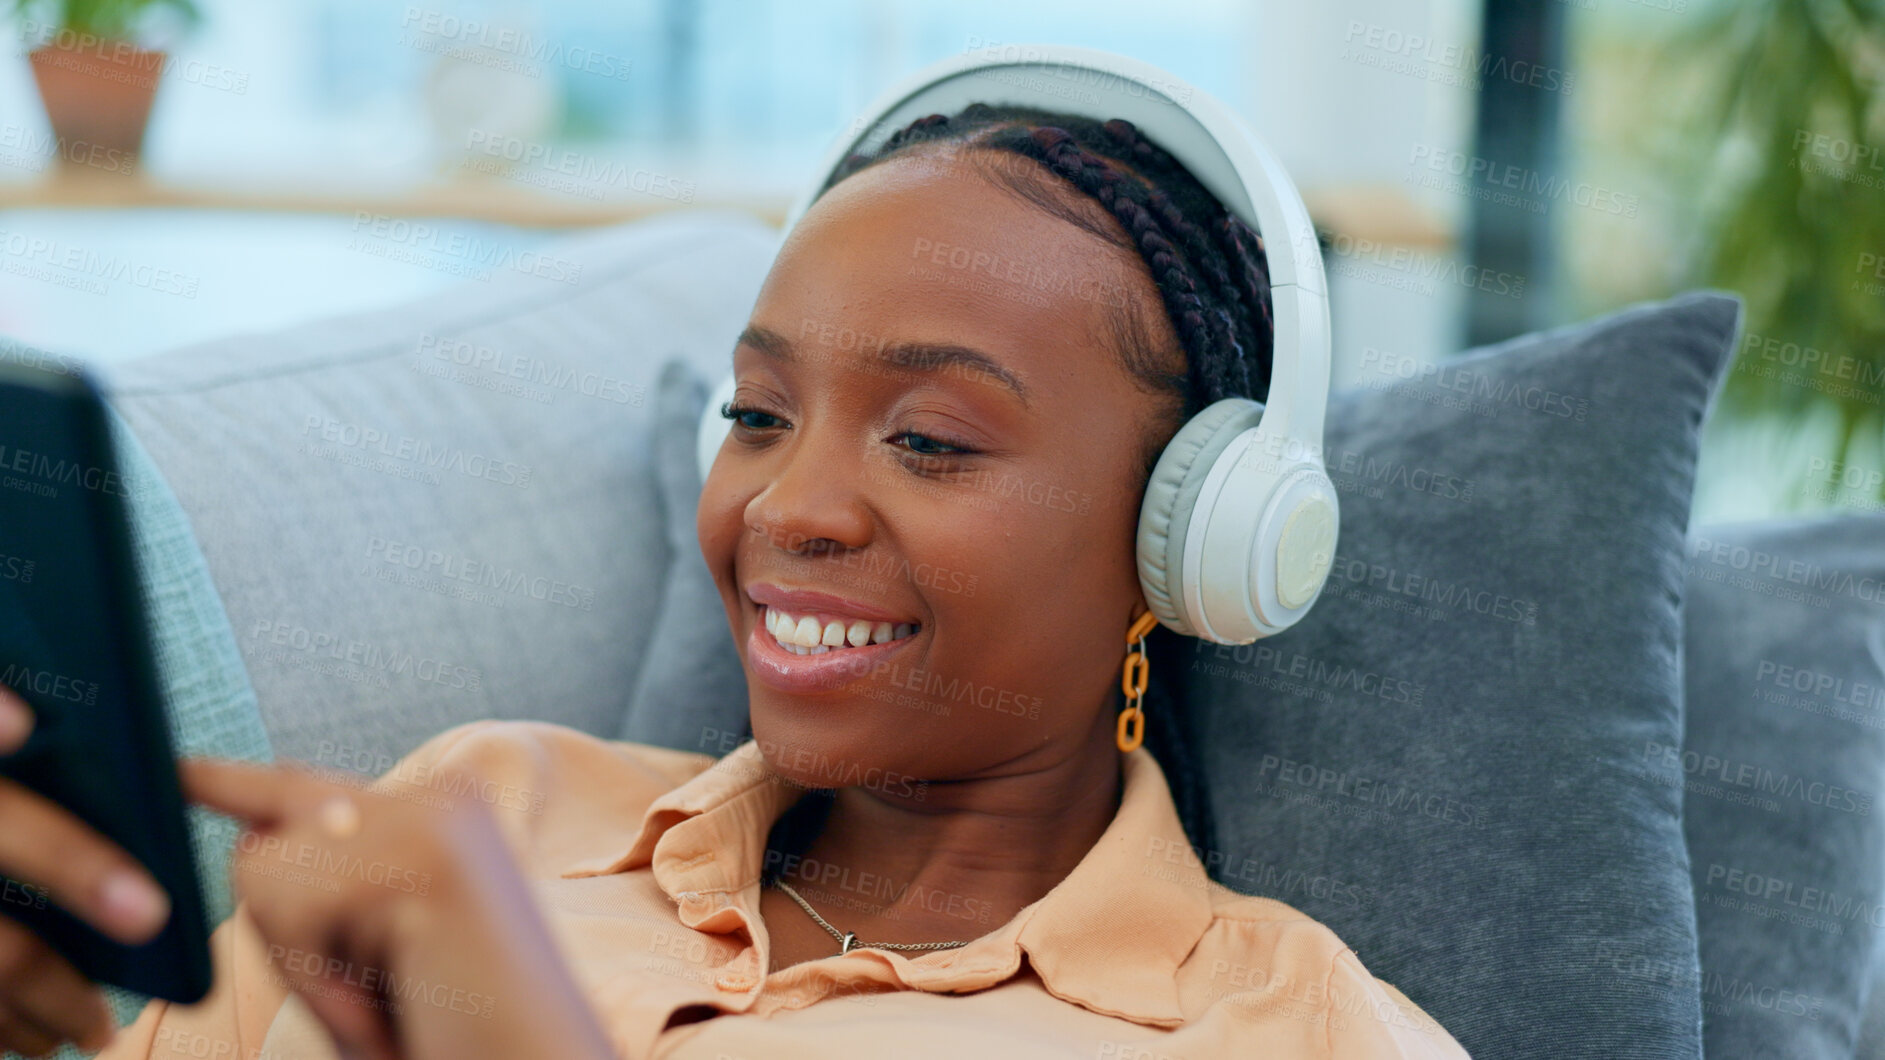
(102, 211, 780, 771)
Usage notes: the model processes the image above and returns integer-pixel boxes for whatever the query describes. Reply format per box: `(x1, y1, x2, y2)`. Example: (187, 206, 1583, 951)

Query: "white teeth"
(764, 607, 917, 653)
(793, 616, 822, 648)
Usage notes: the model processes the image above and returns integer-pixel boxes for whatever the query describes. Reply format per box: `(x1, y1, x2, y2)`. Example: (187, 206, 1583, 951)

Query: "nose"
(743, 418, 874, 557)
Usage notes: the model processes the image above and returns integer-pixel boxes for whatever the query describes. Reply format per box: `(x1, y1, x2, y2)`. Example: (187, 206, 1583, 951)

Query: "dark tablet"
(0, 359, 212, 1003)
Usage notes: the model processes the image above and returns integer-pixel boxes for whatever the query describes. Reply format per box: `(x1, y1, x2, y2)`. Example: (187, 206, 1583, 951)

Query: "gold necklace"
(772, 879, 970, 956)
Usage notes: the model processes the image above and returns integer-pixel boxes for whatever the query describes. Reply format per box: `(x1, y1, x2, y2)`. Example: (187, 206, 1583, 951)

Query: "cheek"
(695, 476, 746, 590)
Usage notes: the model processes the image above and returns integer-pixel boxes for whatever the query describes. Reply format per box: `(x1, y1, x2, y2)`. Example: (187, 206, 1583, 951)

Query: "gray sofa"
(7, 209, 1882, 1058)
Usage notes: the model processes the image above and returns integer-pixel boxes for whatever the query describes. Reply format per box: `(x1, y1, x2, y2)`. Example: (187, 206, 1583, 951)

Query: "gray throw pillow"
(1174, 291, 1739, 1059)
(625, 290, 1743, 1058)
(1680, 511, 1885, 1059)
(100, 211, 780, 769)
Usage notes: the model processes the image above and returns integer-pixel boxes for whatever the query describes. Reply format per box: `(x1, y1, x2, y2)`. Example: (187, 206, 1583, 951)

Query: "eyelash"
(718, 401, 979, 459)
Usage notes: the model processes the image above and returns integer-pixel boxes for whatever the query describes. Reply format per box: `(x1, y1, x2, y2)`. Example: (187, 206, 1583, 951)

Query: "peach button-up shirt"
(103, 720, 1470, 1058)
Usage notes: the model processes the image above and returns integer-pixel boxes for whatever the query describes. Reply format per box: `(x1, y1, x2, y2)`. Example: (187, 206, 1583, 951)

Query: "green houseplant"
(7, 0, 201, 173)
(1657, 0, 1885, 513)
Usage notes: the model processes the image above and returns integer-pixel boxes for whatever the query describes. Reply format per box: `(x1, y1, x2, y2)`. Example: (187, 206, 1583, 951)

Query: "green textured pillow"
(27, 400, 276, 1057)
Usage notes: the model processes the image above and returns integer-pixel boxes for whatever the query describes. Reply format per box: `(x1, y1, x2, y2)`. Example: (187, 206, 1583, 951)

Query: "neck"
(766, 711, 1125, 943)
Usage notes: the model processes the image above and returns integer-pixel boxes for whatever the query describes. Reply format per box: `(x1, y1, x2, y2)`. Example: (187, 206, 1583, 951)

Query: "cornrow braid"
(816, 102, 1282, 869)
(821, 101, 1275, 436)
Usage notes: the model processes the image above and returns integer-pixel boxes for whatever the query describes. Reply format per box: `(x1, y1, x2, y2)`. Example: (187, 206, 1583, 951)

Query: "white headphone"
(696, 44, 1336, 645)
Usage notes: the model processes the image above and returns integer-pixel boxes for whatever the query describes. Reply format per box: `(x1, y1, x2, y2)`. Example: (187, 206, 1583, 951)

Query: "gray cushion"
(1175, 292, 1738, 1058)
(100, 211, 779, 768)
(1680, 511, 1885, 1058)
(614, 358, 750, 750)
(89, 411, 276, 1052)
(623, 290, 1742, 1058)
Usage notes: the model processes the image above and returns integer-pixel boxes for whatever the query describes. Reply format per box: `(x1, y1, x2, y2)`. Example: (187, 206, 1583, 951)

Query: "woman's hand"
(0, 686, 166, 1058)
(180, 756, 618, 1060)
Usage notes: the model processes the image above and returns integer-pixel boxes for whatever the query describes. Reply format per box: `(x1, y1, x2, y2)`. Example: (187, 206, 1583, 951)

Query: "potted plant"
(7, 0, 201, 173)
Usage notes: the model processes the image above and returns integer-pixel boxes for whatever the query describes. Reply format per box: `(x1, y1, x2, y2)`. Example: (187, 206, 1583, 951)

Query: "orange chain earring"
(1118, 610, 1160, 752)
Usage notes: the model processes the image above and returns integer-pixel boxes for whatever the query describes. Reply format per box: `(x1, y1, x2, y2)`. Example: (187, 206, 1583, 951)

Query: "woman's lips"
(746, 608, 921, 695)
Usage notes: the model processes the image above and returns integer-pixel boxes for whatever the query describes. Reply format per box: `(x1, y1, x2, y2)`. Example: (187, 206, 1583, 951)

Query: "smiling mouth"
(760, 604, 921, 655)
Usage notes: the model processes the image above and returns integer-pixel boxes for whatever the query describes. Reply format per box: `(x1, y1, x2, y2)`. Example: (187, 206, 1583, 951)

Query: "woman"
(0, 101, 1470, 1058)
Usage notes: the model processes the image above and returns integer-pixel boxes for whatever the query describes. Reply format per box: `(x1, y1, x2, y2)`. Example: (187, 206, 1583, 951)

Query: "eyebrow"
(736, 324, 1031, 409)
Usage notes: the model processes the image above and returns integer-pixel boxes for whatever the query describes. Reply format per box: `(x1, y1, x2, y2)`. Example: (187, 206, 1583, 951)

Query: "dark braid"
(816, 102, 1280, 869)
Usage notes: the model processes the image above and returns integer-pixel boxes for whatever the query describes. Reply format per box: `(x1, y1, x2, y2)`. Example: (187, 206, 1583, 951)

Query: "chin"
(746, 707, 934, 801)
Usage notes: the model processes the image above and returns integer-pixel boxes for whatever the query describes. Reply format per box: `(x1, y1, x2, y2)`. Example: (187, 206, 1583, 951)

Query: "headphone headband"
(775, 43, 1330, 448)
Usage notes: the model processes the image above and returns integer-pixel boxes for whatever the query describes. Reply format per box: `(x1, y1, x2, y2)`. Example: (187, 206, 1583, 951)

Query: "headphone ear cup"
(697, 372, 738, 485)
(1136, 398, 1268, 638)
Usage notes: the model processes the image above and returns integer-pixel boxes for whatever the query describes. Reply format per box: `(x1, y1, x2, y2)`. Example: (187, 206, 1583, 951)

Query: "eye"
(720, 401, 785, 433)
(891, 431, 977, 458)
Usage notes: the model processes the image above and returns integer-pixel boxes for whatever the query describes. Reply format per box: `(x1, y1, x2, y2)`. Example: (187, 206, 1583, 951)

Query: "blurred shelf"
(0, 169, 1455, 246)
(0, 168, 797, 229)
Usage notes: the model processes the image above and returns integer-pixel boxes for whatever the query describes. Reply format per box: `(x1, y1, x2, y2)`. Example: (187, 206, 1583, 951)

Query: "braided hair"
(811, 102, 1279, 869)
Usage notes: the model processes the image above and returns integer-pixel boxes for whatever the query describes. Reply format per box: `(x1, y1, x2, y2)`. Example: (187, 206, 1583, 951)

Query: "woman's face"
(697, 148, 1185, 789)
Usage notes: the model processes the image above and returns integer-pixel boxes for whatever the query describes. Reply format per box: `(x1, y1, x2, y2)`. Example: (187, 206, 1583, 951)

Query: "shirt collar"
(559, 739, 1217, 1027)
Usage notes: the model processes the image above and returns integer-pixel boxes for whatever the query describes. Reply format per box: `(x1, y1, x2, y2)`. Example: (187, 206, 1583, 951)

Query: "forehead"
(749, 151, 1156, 387)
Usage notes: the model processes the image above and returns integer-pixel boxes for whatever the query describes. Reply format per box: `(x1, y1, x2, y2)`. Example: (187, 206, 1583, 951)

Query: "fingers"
(0, 779, 169, 944)
(178, 757, 334, 827)
(0, 686, 32, 755)
(187, 759, 406, 1060)
(266, 957, 401, 1060)
(0, 999, 61, 1060)
(0, 918, 114, 1056)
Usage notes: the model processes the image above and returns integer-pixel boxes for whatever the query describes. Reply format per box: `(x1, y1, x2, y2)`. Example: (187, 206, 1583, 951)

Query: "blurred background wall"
(0, 0, 1879, 524)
